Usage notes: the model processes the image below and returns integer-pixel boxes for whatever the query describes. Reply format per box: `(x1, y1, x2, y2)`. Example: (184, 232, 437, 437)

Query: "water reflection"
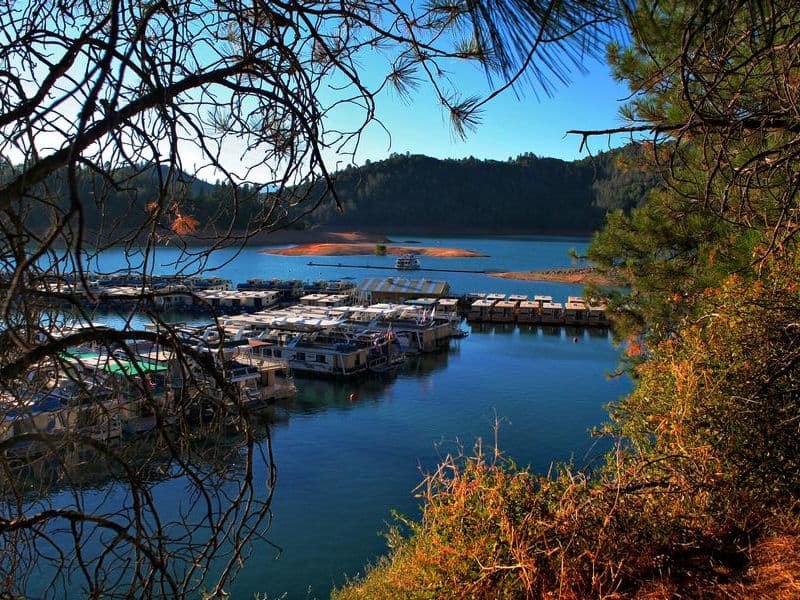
(516, 324, 538, 337)
(587, 326, 611, 339)
(16, 420, 267, 487)
(6, 413, 276, 598)
(469, 322, 516, 335)
(278, 346, 459, 416)
(402, 346, 456, 377)
(19, 311, 622, 599)
(541, 325, 562, 337)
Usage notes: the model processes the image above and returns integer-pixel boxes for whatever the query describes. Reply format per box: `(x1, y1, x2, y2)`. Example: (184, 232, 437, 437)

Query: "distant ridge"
(10, 144, 656, 242)
(299, 143, 658, 235)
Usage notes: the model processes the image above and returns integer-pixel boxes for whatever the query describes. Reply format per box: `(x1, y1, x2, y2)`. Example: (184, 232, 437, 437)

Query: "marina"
(11, 237, 626, 599)
(0, 332, 298, 456)
(6, 270, 608, 457)
(42, 272, 609, 326)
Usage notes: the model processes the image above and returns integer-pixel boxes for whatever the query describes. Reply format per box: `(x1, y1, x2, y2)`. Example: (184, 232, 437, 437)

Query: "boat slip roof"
(437, 298, 458, 305)
(404, 297, 438, 307)
(471, 299, 495, 307)
(495, 300, 519, 308)
(357, 277, 449, 296)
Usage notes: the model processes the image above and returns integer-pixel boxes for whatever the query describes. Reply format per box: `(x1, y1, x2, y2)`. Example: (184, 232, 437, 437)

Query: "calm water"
(58, 237, 631, 598)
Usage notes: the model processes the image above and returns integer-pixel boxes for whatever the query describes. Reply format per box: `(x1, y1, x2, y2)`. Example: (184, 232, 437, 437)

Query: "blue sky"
(334, 55, 633, 166)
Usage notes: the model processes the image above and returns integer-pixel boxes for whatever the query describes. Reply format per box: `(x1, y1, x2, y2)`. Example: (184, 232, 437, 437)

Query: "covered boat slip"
(465, 293, 608, 326)
(356, 277, 450, 303)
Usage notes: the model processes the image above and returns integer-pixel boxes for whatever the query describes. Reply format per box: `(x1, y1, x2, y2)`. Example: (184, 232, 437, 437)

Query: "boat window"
(295, 352, 305, 361)
(316, 354, 326, 363)
(273, 349, 281, 358)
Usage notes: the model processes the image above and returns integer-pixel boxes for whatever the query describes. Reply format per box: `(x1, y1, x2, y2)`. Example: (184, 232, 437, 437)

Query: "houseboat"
(199, 312, 404, 378)
(1, 383, 124, 456)
(247, 324, 403, 378)
(395, 253, 421, 270)
(342, 303, 457, 353)
(59, 349, 174, 436)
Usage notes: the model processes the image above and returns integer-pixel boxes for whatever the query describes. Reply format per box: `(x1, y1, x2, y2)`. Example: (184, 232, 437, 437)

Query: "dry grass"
(333, 269, 800, 600)
(716, 534, 800, 599)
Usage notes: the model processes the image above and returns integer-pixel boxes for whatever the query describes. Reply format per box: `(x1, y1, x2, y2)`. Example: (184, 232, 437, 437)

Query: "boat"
(248, 326, 403, 378)
(395, 253, 420, 270)
(1, 384, 125, 456)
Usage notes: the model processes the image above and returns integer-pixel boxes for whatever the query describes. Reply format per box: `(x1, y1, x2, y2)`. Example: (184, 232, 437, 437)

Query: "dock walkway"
(307, 261, 488, 274)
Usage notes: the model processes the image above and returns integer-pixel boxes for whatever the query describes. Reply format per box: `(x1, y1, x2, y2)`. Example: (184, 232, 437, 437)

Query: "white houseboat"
(395, 253, 421, 270)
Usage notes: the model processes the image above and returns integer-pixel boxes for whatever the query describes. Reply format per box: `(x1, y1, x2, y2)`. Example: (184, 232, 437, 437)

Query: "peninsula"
(490, 267, 621, 287)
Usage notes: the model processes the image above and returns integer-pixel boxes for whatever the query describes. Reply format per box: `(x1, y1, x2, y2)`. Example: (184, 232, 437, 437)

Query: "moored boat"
(395, 253, 420, 270)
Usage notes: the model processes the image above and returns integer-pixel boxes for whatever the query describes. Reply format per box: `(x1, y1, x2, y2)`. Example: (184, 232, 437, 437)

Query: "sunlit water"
(41, 236, 631, 598)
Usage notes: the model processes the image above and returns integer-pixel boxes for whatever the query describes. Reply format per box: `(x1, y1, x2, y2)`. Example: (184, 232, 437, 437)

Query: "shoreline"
(263, 242, 487, 258)
(490, 267, 621, 287)
(69, 228, 595, 248)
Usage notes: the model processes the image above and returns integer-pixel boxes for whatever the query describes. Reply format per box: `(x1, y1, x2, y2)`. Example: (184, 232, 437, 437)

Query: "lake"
(49, 236, 632, 598)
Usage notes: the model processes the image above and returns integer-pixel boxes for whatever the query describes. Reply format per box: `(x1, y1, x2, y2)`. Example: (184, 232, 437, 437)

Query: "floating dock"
(307, 261, 488, 274)
(45, 275, 611, 327)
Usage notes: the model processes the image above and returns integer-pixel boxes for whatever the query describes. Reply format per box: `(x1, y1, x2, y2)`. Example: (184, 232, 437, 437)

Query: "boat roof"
(471, 298, 495, 307)
(495, 300, 518, 308)
(60, 351, 168, 375)
(404, 298, 438, 307)
(2, 393, 66, 420)
(357, 277, 449, 296)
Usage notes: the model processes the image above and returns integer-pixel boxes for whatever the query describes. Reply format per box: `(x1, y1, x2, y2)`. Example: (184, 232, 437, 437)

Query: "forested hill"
(304, 143, 658, 234)
(9, 143, 655, 238)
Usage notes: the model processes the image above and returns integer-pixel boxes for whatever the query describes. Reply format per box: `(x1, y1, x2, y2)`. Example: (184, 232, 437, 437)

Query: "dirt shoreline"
(490, 267, 621, 287)
(263, 242, 487, 258)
